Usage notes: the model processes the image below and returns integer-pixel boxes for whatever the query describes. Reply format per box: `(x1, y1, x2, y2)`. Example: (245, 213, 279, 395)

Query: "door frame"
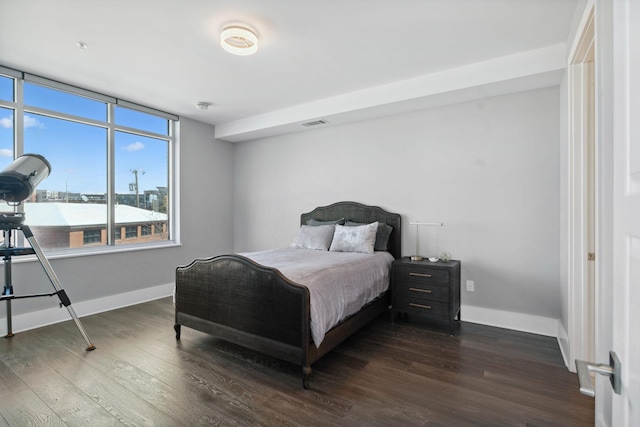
(567, 3, 597, 372)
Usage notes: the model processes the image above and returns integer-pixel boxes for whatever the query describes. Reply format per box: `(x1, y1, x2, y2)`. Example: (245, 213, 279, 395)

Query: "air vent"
(301, 119, 328, 127)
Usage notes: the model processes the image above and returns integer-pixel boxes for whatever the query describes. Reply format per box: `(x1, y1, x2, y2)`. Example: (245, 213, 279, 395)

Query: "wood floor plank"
(166, 334, 353, 425)
(0, 359, 27, 399)
(0, 338, 119, 427)
(0, 388, 66, 427)
(0, 297, 594, 426)
(25, 328, 183, 426)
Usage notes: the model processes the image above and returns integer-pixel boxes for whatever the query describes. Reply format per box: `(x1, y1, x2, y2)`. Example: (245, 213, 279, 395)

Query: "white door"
(605, 0, 640, 424)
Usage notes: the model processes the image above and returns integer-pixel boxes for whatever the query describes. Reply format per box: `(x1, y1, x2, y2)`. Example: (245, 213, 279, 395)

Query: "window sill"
(8, 240, 182, 264)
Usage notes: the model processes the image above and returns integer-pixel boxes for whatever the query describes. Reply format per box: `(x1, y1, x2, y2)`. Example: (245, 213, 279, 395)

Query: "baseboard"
(556, 321, 571, 370)
(0, 283, 174, 336)
(462, 304, 559, 337)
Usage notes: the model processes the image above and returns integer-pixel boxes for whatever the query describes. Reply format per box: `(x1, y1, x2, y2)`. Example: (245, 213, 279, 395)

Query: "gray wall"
(233, 87, 561, 326)
(2, 117, 234, 320)
(3, 88, 563, 337)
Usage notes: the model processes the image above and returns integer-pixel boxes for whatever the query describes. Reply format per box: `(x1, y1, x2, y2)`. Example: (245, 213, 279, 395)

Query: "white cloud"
(24, 115, 44, 129)
(124, 141, 145, 152)
(0, 149, 12, 157)
(0, 115, 45, 129)
(0, 116, 12, 128)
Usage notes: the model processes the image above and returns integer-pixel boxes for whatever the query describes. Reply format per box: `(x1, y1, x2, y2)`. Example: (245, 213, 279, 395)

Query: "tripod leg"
(3, 251, 14, 338)
(22, 226, 96, 351)
(4, 300, 13, 338)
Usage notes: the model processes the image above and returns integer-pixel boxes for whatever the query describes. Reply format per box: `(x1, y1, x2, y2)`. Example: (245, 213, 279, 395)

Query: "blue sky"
(0, 80, 169, 195)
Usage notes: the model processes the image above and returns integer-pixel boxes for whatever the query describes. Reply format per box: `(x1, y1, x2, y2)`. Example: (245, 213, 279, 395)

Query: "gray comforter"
(242, 247, 394, 347)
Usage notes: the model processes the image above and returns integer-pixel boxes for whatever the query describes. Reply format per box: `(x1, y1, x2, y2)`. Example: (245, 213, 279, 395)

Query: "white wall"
(233, 87, 562, 335)
(0, 117, 235, 334)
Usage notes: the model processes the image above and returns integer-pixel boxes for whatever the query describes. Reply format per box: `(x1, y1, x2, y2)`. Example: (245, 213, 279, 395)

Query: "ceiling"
(0, 0, 580, 142)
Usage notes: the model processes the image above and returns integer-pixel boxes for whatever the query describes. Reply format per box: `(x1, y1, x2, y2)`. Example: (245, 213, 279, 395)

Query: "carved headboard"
(300, 201, 401, 259)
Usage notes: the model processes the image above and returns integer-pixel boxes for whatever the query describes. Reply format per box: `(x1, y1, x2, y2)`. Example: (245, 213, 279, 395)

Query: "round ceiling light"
(221, 26, 258, 56)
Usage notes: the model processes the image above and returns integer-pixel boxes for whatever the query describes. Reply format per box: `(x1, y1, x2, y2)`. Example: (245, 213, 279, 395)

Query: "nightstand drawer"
(394, 281, 450, 302)
(394, 265, 450, 284)
(394, 295, 449, 317)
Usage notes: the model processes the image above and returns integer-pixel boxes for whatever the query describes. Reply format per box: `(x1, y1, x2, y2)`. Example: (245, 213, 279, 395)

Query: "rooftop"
(0, 203, 167, 227)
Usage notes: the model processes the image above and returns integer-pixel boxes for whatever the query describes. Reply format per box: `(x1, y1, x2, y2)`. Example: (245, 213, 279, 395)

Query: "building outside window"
(0, 67, 177, 251)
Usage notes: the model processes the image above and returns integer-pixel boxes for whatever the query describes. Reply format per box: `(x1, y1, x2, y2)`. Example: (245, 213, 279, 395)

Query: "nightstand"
(392, 257, 461, 335)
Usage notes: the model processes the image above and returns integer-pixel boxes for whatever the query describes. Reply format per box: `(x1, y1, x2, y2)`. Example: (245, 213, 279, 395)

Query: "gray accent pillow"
(291, 224, 335, 250)
(329, 222, 378, 254)
(345, 220, 393, 251)
(307, 218, 345, 226)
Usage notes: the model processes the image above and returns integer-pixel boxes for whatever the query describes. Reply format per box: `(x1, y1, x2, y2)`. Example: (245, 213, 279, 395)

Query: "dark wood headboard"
(300, 201, 402, 259)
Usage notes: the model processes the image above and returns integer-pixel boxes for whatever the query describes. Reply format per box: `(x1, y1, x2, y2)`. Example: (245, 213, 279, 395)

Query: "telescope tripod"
(0, 219, 95, 351)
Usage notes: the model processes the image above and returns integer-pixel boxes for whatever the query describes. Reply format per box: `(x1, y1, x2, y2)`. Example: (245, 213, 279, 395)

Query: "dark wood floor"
(0, 297, 594, 426)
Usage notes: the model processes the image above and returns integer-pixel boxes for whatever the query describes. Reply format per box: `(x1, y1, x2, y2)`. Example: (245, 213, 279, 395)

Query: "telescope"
(0, 154, 95, 351)
(0, 153, 51, 205)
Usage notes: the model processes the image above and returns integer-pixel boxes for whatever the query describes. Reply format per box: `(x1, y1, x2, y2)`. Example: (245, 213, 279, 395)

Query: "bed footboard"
(174, 255, 312, 383)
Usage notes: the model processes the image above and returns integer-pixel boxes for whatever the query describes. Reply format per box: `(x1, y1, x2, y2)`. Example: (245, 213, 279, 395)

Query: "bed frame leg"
(302, 366, 312, 389)
(174, 324, 181, 340)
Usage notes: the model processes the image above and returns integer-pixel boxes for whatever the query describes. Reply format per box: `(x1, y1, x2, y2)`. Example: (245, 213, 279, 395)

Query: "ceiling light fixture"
(196, 102, 211, 110)
(221, 25, 258, 56)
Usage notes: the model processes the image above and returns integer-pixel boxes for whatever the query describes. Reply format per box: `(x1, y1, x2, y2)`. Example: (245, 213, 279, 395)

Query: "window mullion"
(14, 78, 24, 158)
(13, 78, 25, 245)
(107, 103, 116, 246)
(168, 121, 177, 242)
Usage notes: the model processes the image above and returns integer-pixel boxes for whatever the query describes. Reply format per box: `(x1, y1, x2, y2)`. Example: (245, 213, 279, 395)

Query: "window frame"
(0, 66, 179, 255)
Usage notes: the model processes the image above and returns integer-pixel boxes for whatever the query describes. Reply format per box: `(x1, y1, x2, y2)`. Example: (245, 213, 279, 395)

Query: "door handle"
(575, 351, 621, 397)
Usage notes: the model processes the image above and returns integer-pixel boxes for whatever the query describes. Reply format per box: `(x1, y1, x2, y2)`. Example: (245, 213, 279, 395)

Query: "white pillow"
(329, 222, 379, 254)
(291, 224, 335, 250)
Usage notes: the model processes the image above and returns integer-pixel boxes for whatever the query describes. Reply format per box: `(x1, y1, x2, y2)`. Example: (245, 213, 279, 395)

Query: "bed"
(174, 201, 401, 388)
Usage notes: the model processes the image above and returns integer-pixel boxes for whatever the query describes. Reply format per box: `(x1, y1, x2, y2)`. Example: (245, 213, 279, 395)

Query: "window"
(0, 75, 13, 101)
(83, 229, 102, 245)
(115, 105, 167, 135)
(24, 83, 106, 121)
(24, 113, 108, 204)
(141, 225, 152, 236)
(0, 68, 177, 252)
(113, 130, 169, 243)
(0, 106, 13, 172)
(125, 226, 137, 239)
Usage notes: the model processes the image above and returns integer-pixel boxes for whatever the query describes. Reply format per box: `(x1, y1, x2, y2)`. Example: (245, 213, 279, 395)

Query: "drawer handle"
(409, 272, 432, 278)
(409, 302, 432, 310)
(409, 287, 432, 294)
